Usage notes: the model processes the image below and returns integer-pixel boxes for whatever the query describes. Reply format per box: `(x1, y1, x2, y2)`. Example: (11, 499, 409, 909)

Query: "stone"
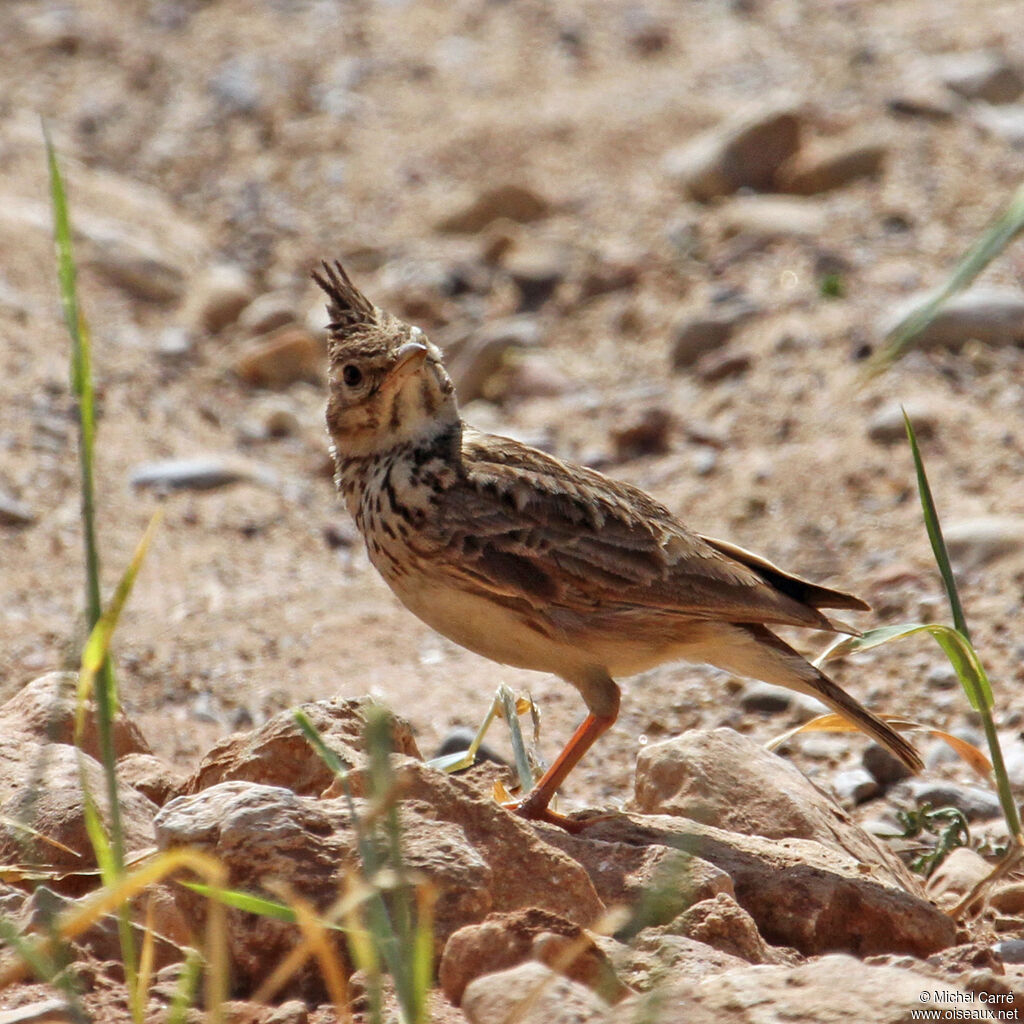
(993, 939, 1024, 964)
(943, 516, 1024, 570)
(739, 681, 792, 714)
(632, 729, 920, 885)
(439, 908, 630, 1006)
(0, 734, 156, 894)
(670, 302, 757, 370)
(683, 954, 983, 1023)
(88, 239, 186, 303)
(939, 52, 1024, 104)
(862, 743, 915, 787)
(505, 242, 569, 310)
(0, 672, 152, 762)
(832, 768, 880, 805)
(718, 195, 828, 240)
(187, 264, 255, 334)
(609, 408, 672, 461)
(129, 456, 276, 492)
(991, 883, 1024, 916)
(497, 353, 572, 401)
(234, 328, 322, 389)
(694, 347, 753, 383)
(436, 184, 551, 234)
(777, 134, 887, 194)
(156, 326, 193, 361)
(461, 962, 610, 1024)
(117, 752, 186, 806)
(0, 488, 36, 526)
(0, 1000, 76, 1024)
(663, 103, 802, 201)
(183, 697, 421, 796)
(971, 104, 1024, 146)
(883, 287, 1024, 350)
(585, 814, 955, 957)
(888, 83, 958, 120)
(867, 399, 940, 444)
(238, 292, 299, 336)
(666, 892, 777, 964)
(927, 847, 993, 912)
(905, 779, 1003, 820)
(448, 317, 541, 404)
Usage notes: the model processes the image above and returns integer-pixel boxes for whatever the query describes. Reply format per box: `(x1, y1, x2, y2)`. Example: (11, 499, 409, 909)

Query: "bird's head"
(314, 261, 458, 457)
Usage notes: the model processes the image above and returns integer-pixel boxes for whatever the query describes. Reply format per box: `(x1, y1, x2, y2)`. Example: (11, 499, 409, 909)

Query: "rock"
(504, 243, 568, 311)
(927, 847, 992, 911)
(888, 83, 959, 120)
(905, 779, 1003, 820)
(186, 264, 255, 334)
(583, 810, 954, 957)
(0, 672, 151, 762)
(694, 347, 753, 383)
(883, 287, 1024, 350)
(497, 353, 572, 401)
(993, 939, 1024, 964)
(666, 893, 777, 964)
(88, 239, 186, 303)
(0, 488, 35, 526)
(609, 408, 672, 461)
(0, 734, 156, 894)
(633, 729, 919, 884)
(777, 133, 887, 194)
(156, 326, 193, 361)
(862, 743, 915, 787)
(0, 1000, 76, 1024)
(971, 103, 1024, 146)
(439, 908, 630, 1006)
(448, 317, 541, 404)
(183, 697, 421, 796)
(117, 752, 186, 806)
(264, 1002, 309, 1024)
(867, 399, 940, 444)
(938, 52, 1024, 104)
(739, 681, 792, 714)
(624, 8, 670, 56)
(991, 883, 1024, 916)
(663, 104, 802, 201)
(943, 516, 1024, 570)
(461, 962, 610, 1024)
(129, 456, 277, 492)
(718, 195, 828, 240)
(670, 302, 757, 370)
(684, 954, 983, 1022)
(238, 292, 299, 336)
(234, 328, 322, 389)
(614, 932, 748, 994)
(832, 768, 880, 805)
(436, 184, 551, 234)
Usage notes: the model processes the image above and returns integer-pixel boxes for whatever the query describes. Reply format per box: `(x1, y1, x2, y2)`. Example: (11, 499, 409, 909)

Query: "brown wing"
(424, 428, 856, 632)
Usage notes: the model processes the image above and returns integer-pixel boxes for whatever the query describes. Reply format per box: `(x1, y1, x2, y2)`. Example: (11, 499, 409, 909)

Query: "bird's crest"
(312, 260, 378, 334)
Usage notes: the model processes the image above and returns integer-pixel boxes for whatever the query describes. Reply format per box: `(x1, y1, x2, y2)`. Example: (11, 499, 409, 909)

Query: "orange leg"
(512, 710, 618, 832)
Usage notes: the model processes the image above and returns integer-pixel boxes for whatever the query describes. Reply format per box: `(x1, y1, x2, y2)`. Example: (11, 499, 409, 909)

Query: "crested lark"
(314, 260, 922, 830)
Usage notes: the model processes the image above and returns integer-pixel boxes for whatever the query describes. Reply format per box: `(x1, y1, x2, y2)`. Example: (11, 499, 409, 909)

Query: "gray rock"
(238, 291, 299, 336)
(739, 681, 792, 714)
(0, 1000, 77, 1024)
(156, 326, 193, 361)
(670, 302, 757, 370)
(663, 103, 802, 201)
(832, 768, 880, 805)
(505, 243, 568, 311)
(906, 779, 1002, 821)
(0, 488, 35, 526)
(862, 743, 914, 787)
(89, 239, 186, 303)
(944, 516, 1024, 569)
(883, 287, 1024, 350)
(867, 399, 940, 444)
(129, 457, 276, 492)
(993, 939, 1024, 964)
(939, 52, 1024, 104)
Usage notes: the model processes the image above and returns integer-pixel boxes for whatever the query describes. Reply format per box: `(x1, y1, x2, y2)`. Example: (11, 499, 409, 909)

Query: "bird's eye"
(342, 364, 363, 387)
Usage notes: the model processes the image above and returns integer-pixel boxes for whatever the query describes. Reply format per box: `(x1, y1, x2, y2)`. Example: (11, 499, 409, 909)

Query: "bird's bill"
(387, 341, 429, 383)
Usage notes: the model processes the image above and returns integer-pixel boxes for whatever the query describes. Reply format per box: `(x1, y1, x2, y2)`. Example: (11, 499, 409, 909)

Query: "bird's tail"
(712, 623, 923, 772)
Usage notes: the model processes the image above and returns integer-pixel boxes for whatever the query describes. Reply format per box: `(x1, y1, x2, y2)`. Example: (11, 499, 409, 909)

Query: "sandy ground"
(2, 0, 1024, 818)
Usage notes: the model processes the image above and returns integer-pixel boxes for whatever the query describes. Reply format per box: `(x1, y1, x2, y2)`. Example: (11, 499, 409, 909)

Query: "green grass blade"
(868, 181, 1024, 374)
(904, 411, 971, 640)
(293, 710, 349, 780)
(166, 949, 202, 1024)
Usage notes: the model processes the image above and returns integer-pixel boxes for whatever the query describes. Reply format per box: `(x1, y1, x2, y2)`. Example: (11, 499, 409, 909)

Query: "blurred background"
(2, 0, 1023, 809)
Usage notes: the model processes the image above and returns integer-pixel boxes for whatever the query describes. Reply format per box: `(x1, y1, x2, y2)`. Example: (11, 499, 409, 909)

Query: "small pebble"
(740, 681, 792, 714)
(906, 779, 1002, 821)
(719, 195, 828, 240)
(882, 287, 1024, 350)
(188, 263, 255, 334)
(866, 399, 939, 444)
(238, 291, 298, 336)
(129, 457, 274, 492)
(938, 51, 1024, 105)
(993, 939, 1024, 965)
(777, 133, 887, 194)
(156, 326, 193, 361)
(234, 328, 322, 389)
(862, 743, 914, 787)
(833, 768, 880, 805)
(0, 998, 76, 1024)
(0, 488, 35, 526)
(944, 516, 1024, 570)
(435, 183, 551, 234)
